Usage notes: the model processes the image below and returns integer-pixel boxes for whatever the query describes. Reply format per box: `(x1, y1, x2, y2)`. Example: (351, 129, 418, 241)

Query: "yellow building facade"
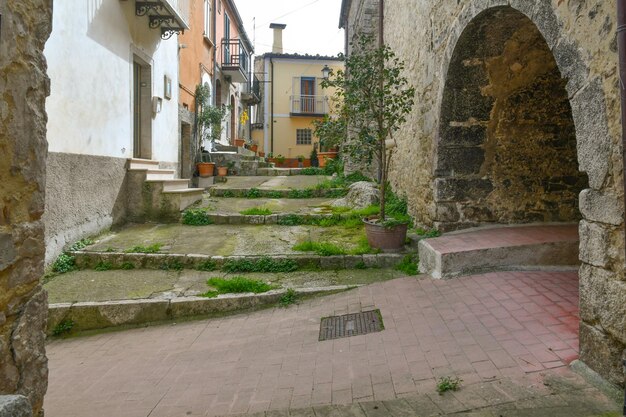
(252, 54, 343, 161)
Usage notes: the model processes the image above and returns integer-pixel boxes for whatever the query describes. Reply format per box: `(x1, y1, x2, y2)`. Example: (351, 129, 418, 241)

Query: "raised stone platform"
(419, 224, 579, 279)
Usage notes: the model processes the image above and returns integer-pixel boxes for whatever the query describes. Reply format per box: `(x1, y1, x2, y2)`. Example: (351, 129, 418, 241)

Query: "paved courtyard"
(45, 271, 617, 417)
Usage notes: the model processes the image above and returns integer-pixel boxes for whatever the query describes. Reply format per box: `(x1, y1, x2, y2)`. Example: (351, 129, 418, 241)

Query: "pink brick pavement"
(426, 224, 578, 254)
(45, 271, 579, 417)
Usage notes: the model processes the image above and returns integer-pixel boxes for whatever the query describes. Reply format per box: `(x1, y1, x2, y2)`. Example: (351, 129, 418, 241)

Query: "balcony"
(241, 75, 261, 105)
(220, 39, 250, 83)
(290, 95, 329, 116)
(134, 0, 190, 40)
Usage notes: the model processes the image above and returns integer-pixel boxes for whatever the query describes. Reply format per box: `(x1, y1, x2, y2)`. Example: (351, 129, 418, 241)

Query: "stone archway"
(434, 6, 588, 231)
(432, 2, 621, 385)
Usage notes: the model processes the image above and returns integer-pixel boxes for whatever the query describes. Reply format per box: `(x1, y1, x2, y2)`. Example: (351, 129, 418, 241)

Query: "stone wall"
(345, 0, 625, 386)
(0, 0, 52, 415)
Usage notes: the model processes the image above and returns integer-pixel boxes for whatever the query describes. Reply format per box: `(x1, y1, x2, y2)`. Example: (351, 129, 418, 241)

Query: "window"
(296, 129, 312, 145)
(203, 0, 211, 39)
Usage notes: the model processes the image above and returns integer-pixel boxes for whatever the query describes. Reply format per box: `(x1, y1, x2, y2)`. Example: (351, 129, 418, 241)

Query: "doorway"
(133, 57, 152, 159)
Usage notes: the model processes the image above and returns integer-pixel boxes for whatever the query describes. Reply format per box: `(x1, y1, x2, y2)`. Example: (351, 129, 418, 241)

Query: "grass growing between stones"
(222, 257, 299, 273)
(279, 288, 298, 307)
(436, 376, 462, 395)
(395, 254, 419, 276)
(124, 243, 162, 253)
(201, 277, 276, 298)
(414, 227, 441, 238)
(240, 206, 272, 215)
(293, 235, 376, 256)
(52, 253, 76, 274)
(52, 319, 75, 336)
(181, 207, 214, 225)
(68, 238, 95, 251)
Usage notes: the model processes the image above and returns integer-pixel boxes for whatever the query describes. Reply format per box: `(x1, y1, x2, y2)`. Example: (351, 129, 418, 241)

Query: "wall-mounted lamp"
(321, 64, 331, 80)
(152, 96, 163, 115)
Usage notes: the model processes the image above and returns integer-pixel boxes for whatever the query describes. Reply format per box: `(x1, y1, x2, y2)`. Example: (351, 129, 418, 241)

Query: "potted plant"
(227, 161, 237, 175)
(234, 138, 245, 147)
(310, 147, 319, 167)
(217, 166, 228, 176)
(296, 155, 305, 168)
(275, 154, 286, 166)
(322, 34, 416, 251)
(195, 84, 229, 177)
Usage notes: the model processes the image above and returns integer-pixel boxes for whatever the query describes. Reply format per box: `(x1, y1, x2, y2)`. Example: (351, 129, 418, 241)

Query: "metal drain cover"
(319, 309, 384, 341)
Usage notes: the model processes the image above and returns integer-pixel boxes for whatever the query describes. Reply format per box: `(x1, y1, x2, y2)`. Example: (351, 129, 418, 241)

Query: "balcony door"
(224, 13, 231, 65)
(301, 77, 315, 113)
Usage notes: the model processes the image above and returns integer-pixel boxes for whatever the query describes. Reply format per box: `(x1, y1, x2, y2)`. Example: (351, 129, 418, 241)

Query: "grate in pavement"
(319, 309, 384, 341)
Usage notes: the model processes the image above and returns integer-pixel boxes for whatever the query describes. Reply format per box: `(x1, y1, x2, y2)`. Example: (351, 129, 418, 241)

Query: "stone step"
(163, 188, 205, 210)
(198, 212, 356, 225)
(418, 224, 580, 279)
(208, 187, 346, 198)
(257, 167, 307, 176)
(70, 251, 406, 272)
(145, 169, 175, 181)
(47, 286, 353, 336)
(128, 158, 159, 170)
(145, 178, 190, 191)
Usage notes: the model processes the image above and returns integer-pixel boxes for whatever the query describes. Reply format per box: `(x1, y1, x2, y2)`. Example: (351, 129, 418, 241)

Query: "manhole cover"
(319, 309, 384, 341)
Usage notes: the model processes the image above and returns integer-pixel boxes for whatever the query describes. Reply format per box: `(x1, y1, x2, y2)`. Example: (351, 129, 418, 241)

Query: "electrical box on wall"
(152, 96, 162, 115)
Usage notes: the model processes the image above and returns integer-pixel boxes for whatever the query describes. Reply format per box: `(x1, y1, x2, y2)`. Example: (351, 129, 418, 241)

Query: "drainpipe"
(620, 3, 626, 413)
(270, 56, 274, 154)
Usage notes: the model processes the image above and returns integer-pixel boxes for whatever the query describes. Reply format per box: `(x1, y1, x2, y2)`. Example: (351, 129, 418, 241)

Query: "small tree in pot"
(322, 34, 415, 250)
(195, 84, 229, 176)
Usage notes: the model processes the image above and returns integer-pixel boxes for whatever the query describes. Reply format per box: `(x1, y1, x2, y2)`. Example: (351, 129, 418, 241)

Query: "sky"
(233, 0, 345, 57)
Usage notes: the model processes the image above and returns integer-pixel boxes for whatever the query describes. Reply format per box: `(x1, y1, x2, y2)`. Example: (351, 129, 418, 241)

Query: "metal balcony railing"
(290, 95, 329, 115)
(221, 39, 250, 75)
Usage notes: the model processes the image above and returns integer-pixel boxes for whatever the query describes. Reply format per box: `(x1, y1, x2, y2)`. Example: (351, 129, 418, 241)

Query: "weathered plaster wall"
(43, 153, 128, 264)
(378, 0, 625, 385)
(0, 0, 52, 415)
(43, 0, 182, 262)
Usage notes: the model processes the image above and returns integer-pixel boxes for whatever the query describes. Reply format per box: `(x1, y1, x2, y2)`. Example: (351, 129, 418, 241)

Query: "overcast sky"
(234, 0, 345, 57)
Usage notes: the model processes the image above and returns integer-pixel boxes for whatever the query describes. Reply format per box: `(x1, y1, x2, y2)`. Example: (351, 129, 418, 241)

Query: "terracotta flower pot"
(363, 218, 408, 252)
(259, 152, 266, 157)
(217, 166, 228, 176)
(250, 144, 258, 153)
(318, 151, 338, 168)
(234, 139, 245, 147)
(197, 162, 215, 177)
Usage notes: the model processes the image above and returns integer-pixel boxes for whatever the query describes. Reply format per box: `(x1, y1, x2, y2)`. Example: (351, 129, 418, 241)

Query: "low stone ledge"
(69, 252, 405, 271)
(48, 286, 356, 335)
(0, 395, 32, 417)
(207, 187, 347, 198)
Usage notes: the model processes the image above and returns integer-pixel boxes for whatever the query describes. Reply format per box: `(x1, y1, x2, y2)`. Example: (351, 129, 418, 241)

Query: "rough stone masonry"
(0, 1, 52, 416)
(342, 0, 626, 387)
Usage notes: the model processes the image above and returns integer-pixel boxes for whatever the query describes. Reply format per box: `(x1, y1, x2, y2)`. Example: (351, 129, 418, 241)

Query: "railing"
(244, 75, 260, 99)
(290, 95, 329, 115)
(162, 0, 190, 28)
(221, 39, 249, 74)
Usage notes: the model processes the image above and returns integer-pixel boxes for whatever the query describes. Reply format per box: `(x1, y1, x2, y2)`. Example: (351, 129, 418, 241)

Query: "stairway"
(126, 158, 204, 223)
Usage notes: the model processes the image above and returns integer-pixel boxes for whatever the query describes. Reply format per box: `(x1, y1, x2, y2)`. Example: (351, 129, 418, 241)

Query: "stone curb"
(207, 187, 347, 198)
(205, 212, 357, 225)
(68, 252, 405, 271)
(255, 168, 307, 176)
(47, 286, 355, 336)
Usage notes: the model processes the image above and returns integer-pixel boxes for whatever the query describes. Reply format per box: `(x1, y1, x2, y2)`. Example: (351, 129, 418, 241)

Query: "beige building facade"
(341, 0, 626, 386)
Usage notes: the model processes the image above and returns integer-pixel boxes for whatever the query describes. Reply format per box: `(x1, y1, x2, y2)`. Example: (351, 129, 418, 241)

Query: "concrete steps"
(257, 167, 307, 176)
(126, 158, 203, 222)
(418, 224, 580, 279)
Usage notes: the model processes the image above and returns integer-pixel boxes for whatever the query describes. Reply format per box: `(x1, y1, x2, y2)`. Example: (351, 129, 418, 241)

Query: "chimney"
(270, 23, 287, 53)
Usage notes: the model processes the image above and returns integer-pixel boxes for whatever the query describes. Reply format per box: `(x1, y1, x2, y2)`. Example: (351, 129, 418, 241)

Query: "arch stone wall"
(381, 0, 625, 385)
(0, 0, 52, 415)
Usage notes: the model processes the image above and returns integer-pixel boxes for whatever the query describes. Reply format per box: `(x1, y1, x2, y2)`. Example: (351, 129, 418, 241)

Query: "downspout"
(619, 3, 626, 414)
(617, 0, 626, 264)
(270, 56, 274, 154)
(212, 0, 217, 107)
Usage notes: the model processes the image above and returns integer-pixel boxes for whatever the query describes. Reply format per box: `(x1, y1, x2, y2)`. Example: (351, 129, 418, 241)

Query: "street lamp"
(321, 64, 331, 80)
